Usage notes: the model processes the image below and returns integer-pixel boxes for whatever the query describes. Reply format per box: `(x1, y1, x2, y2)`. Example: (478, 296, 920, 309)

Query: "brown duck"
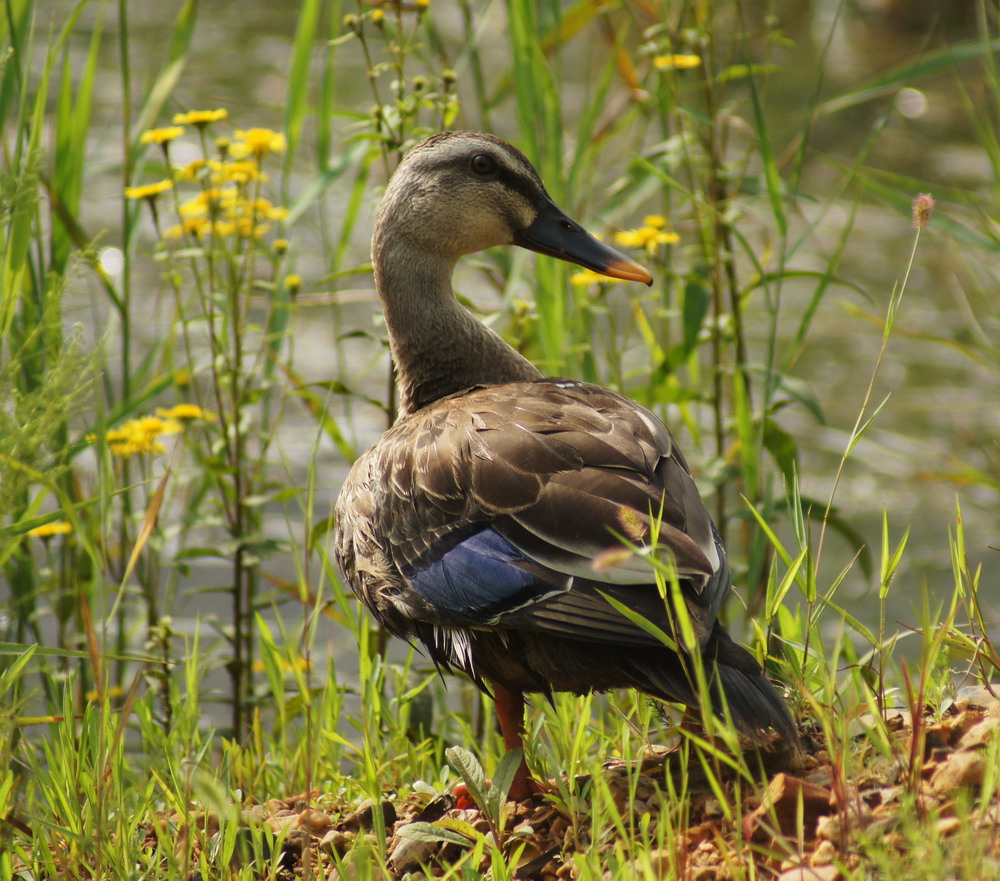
(335, 131, 794, 800)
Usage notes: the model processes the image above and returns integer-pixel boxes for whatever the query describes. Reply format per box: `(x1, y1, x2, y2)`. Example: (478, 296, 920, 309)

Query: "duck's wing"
(335, 378, 730, 649)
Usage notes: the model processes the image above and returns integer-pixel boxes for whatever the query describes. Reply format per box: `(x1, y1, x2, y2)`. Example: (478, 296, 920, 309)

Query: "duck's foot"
(452, 771, 553, 809)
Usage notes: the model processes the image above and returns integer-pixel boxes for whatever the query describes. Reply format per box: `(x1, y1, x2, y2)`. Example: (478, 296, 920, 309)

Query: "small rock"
(935, 817, 962, 837)
(815, 803, 872, 841)
(744, 773, 832, 841)
(703, 797, 723, 818)
(296, 808, 334, 835)
(266, 813, 299, 834)
(341, 798, 397, 832)
(388, 836, 438, 873)
(634, 774, 658, 801)
(930, 750, 987, 795)
(549, 816, 569, 842)
(241, 804, 269, 824)
(777, 864, 841, 881)
(957, 714, 1000, 751)
(804, 765, 834, 789)
(810, 840, 837, 866)
(953, 684, 1000, 711)
(320, 829, 351, 856)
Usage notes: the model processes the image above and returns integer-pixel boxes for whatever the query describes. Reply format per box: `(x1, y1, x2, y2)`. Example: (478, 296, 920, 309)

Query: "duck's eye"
(470, 154, 498, 176)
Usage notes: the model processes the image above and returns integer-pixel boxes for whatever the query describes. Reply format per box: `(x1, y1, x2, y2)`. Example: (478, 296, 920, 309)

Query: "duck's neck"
(373, 237, 542, 416)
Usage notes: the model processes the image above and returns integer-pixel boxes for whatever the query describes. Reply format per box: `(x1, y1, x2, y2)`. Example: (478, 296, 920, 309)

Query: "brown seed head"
(912, 193, 935, 229)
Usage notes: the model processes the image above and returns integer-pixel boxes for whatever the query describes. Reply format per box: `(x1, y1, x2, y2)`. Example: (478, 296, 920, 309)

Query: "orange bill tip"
(603, 257, 653, 286)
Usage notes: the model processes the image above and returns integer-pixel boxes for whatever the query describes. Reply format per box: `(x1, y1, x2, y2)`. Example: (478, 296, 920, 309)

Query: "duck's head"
(374, 131, 653, 285)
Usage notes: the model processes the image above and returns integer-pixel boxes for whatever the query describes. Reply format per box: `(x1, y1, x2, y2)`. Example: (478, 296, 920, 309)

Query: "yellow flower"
(179, 189, 226, 218)
(614, 225, 680, 255)
(209, 159, 268, 185)
(175, 159, 207, 181)
(415, 0, 429, 9)
(28, 521, 73, 538)
(231, 128, 287, 159)
(140, 126, 185, 145)
(570, 268, 629, 287)
(212, 220, 236, 238)
(235, 217, 269, 239)
(653, 54, 702, 70)
(274, 238, 289, 254)
(165, 217, 212, 240)
(155, 404, 217, 422)
(371, 8, 384, 24)
(644, 215, 667, 229)
(285, 274, 301, 291)
(172, 108, 228, 126)
(104, 416, 182, 458)
(124, 179, 173, 200)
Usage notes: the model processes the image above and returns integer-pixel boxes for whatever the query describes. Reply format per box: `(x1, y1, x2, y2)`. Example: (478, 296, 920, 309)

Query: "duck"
(334, 131, 795, 801)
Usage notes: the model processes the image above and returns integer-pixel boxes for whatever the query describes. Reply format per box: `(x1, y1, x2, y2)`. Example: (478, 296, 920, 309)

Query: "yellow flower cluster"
(653, 54, 702, 70)
(614, 215, 680, 255)
(105, 416, 182, 457)
(131, 116, 290, 249)
(98, 406, 214, 458)
(208, 159, 268, 185)
(167, 188, 287, 241)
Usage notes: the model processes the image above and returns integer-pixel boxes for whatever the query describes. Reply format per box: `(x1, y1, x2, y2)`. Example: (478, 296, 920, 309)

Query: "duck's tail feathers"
(713, 633, 798, 747)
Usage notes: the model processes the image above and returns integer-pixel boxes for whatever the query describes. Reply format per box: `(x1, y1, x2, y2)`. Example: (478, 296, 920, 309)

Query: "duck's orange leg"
(491, 679, 535, 801)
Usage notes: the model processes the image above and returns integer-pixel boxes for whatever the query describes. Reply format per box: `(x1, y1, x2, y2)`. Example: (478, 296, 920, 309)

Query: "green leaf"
(762, 417, 799, 484)
(397, 821, 476, 847)
(446, 745, 488, 814)
(488, 748, 523, 820)
(682, 276, 710, 357)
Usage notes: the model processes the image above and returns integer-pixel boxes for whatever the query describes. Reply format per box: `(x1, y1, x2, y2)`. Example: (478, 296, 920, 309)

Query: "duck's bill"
(514, 198, 653, 286)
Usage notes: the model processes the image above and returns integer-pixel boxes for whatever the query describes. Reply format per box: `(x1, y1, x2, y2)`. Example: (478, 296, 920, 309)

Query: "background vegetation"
(1, 0, 998, 877)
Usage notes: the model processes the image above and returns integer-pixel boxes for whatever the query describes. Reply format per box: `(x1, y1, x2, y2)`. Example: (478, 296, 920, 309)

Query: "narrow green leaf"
(488, 748, 523, 819)
(598, 591, 677, 652)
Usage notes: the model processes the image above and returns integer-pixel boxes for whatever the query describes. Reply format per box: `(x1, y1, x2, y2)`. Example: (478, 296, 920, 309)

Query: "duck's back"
(335, 378, 793, 739)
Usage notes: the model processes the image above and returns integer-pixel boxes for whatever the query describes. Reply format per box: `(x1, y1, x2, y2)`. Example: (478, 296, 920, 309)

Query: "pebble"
(930, 750, 987, 795)
(957, 713, 1000, 751)
(320, 829, 351, 855)
(936, 816, 962, 837)
(953, 684, 1000, 711)
(777, 864, 841, 881)
(810, 840, 837, 866)
(815, 803, 872, 841)
(388, 835, 438, 873)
